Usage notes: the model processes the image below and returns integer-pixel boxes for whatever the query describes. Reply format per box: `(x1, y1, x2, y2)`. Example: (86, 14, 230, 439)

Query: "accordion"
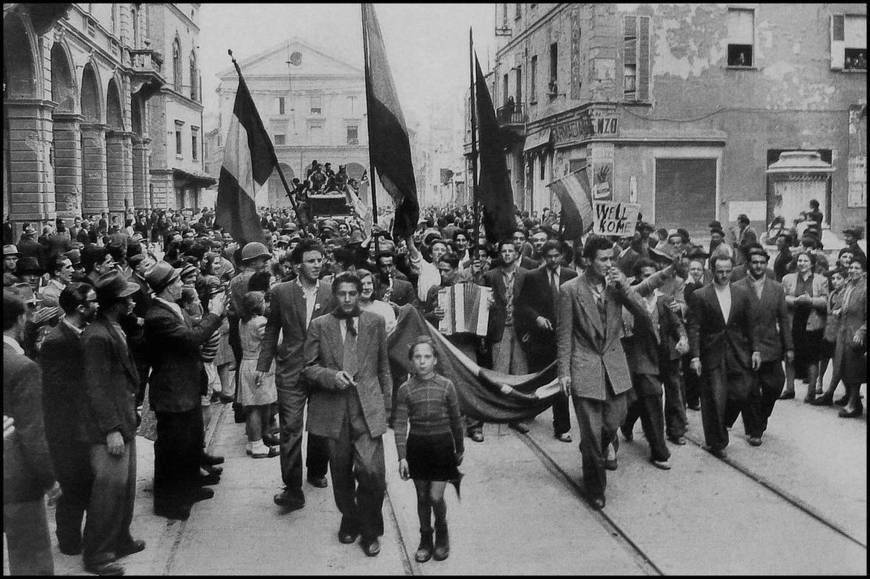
(437, 283, 492, 336)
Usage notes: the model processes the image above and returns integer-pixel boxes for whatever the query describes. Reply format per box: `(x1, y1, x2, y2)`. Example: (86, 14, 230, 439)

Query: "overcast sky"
(199, 3, 496, 127)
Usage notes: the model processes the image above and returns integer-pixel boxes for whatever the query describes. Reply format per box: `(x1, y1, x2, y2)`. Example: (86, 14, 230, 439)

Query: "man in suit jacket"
(482, 239, 529, 375)
(4, 289, 56, 575)
(687, 254, 761, 458)
(374, 252, 417, 307)
(145, 262, 225, 521)
(735, 246, 793, 445)
(40, 282, 98, 556)
(556, 236, 649, 509)
(258, 239, 334, 511)
(516, 240, 578, 441)
(303, 272, 392, 557)
(81, 272, 146, 575)
(127, 253, 155, 406)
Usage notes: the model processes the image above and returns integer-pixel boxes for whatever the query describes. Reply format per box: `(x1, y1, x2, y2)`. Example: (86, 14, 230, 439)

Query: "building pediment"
(217, 38, 362, 81)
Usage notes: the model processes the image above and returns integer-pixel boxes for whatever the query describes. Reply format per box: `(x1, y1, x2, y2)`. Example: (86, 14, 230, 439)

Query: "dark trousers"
(661, 358, 687, 438)
(700, 366, 750, 450)
(572, 378, 628, 499)
(133, 353, 150, 407)
(276, 379, 330, 494)
(4, 499, 53, 575)
(682, 355, 701, 407)
(529, 345, 570, 435)
(83, 439, 137, 565)
(48, 439, 94, 550)
(623, 375, 670, 462)
(329, 391, 386, 541)
(743, 360, 785, 437)
(154, 408, 203, 507)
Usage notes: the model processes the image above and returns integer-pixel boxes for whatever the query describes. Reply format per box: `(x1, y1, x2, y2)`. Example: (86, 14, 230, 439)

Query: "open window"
(727, 8, 754, 67)
(831, 14, 867, 71)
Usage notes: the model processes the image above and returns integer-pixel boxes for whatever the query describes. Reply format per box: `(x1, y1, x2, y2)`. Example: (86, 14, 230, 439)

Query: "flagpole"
(227, 49, 301, 221)
(361, 4, 381, 256)
(469, 29, 480, 251)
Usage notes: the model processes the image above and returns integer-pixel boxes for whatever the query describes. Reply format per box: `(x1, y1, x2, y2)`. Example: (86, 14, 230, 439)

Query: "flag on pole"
(474, 53, 514, 243)
(548, 168, 593, 241)
(362, 3, 419, 239)
(215, 57, 273, 244)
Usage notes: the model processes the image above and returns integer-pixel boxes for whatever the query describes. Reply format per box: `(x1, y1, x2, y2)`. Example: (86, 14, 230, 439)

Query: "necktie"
(343, 317, 359, 377)
(550, 271, 559, 311)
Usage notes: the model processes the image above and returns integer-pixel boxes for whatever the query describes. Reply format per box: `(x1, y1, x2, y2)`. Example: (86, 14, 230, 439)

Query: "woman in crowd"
(780, 251, 828, 402)
(357, 268, 397, 336)
(812, 268, 848, 405)
(831, 259, 867, 418)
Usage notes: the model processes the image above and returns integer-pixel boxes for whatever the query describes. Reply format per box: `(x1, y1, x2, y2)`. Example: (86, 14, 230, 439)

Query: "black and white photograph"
(2, 2, 867, 575)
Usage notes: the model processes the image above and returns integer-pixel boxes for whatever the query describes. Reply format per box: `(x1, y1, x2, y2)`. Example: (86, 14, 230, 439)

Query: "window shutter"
(638, 16, 650, 101)
(831, 14, 845, 70)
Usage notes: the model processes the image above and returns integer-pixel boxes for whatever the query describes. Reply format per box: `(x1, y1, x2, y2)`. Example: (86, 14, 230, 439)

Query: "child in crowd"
(238, 290, 278, 458)
(393, 337, 464, 563)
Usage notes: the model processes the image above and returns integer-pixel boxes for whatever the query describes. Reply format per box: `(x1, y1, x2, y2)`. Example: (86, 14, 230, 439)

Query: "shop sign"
(592, 201, 640, 237)
(553, 112, 619, 146)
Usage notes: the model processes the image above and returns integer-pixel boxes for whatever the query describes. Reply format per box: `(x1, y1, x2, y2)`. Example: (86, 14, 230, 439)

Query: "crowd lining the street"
(3, 189, 866, 574)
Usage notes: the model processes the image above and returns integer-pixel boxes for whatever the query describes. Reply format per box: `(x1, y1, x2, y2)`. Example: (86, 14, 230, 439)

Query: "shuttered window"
(623, 15, 650, 101)
(727, 8, 754, 66)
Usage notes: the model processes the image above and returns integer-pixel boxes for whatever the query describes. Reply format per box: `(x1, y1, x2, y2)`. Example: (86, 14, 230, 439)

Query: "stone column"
(52, 112, 83, 218)
(80, 123, 108, 216)
(106, 130, 133, 220)
(5, 99, 56, 225)
(132, 136, 151, 209)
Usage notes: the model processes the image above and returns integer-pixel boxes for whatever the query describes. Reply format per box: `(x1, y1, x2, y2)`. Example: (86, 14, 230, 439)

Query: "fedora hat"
(3, 244, 19, 256)
(146, 261, 181, 293)
(95, 270, 138, 301)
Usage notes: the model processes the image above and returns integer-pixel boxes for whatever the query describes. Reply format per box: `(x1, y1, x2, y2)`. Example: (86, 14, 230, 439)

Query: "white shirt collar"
(3, 333, 24, 355)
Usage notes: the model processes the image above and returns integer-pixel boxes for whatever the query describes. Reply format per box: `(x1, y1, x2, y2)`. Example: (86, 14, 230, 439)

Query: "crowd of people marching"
(3, 195, 866, 574)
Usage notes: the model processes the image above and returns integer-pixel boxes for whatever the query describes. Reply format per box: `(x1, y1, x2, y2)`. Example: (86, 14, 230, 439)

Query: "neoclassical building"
(3, 2, 213, 236)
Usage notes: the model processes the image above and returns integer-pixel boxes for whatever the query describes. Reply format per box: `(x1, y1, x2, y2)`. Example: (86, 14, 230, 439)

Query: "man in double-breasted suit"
(735, 246, 793, 445)
(258, 239, 334, 511)
(556, 236, 649, 509)
(516, 239, 578, 441)
(145, 262, 225, 521)
(303, 271, 392, 558)
(687, 253, 761, 458)
(40, 282, 98, 556)
(81, 271, 146, 575)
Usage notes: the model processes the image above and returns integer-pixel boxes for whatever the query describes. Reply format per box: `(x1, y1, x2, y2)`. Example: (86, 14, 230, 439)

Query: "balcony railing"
(130, 49, 163, 74)
(496, 101, 527, 125)
(129, 49, 164, 99)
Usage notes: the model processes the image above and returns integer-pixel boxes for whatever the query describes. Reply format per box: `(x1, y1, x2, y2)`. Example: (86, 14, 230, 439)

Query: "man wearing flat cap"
(80, 271, 145, 575)
(4, 244, 21, 287)
(145, 262, 227, 521)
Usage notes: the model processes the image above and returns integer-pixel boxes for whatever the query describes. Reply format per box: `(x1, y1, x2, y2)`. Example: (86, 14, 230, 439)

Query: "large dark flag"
(548, 168, 594, 241)
(216, 61, 272, 244)
(362, 3, 419, 239)
(474, 53, 514, 243)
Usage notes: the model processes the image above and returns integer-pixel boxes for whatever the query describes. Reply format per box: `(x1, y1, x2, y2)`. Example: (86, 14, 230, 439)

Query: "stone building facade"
(2, 2, 211, 237)
(205, 38, 369, 209)
(469, 3, 866, 237)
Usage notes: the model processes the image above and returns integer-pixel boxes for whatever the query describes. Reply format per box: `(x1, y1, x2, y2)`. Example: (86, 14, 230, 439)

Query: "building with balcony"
(205, 38, 369, 209)
(469, 3, 866, 237)
(3, 3, 213, 235)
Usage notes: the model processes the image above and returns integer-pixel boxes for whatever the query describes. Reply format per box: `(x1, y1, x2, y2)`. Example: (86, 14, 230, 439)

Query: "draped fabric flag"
(216, 61, 273, 244)
(362, 3, 419, 240)
(474, 53, 515, 243)
(548, 168, 594, 241)
(388, 305, 560, 422)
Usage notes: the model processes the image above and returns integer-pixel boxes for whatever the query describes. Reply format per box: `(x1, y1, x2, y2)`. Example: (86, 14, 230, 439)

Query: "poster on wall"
(592, 201, 640, 237)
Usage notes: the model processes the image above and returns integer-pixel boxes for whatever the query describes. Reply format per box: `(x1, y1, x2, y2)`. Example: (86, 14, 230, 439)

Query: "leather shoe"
(838, 406, 863, 418)
(834, 395, 848, 406)
(588, 495, 606, 510)
(707, 446, 727, 459)
(554, 432, 572, 443)
(668, 436, 687, 445)
(469, 430, 484, 443)
(307, 475, 328, 488)
(778, 390, 796, 400)
(748, 436, 763, 446)
(338, 530, 359, 544)
(262, 433, 281, 447)
(274, 489, 305, 511)
(201, 452, 224, 466)
(189, 487, 214, 503)
(803, 392, 816, 403)
(154, 503, 191, 520)
(651, 459, 671, 470)
(115, 539, 146, 559)
(361, 538, 381, 557)
(810, 394, 833, 406)
(508, 421, 529, 434)
(202, 464, 223, 476)
(198, 473, 221, 486)
(687, 402, 701, 411)
(620, 427, 634, 442)
(84, 560, 125, 576)
(604, 458, 618, 471)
